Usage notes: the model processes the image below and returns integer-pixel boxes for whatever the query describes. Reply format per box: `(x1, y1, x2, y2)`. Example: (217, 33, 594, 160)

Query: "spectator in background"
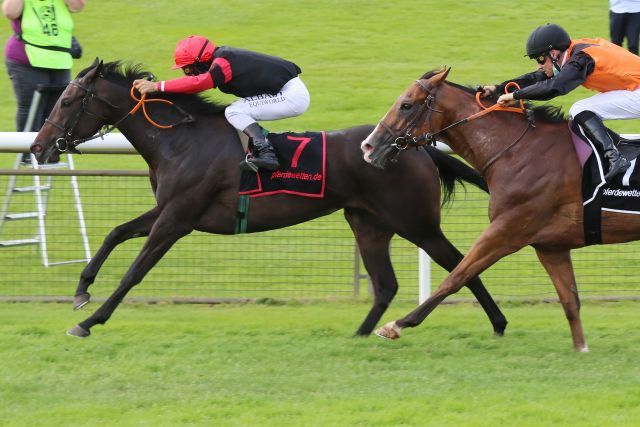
(3, 0, 85, 163)
(610, 0, 640, 55)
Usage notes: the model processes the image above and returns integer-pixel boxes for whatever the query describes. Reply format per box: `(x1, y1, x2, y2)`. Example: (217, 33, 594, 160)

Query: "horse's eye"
(400, 102, 413, 111)
(60, 98, 72, 106)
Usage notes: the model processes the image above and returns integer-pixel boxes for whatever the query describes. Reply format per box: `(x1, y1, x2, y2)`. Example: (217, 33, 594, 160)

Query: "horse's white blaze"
(360, 124, 382, 164)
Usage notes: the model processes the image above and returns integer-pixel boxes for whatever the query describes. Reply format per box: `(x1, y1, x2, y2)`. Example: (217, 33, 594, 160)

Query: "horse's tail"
(422, 145, 489, 206)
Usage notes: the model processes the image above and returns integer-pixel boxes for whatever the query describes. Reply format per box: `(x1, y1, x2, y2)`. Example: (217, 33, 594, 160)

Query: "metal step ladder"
(0, 83, 91, 266)
(0, 153, 92, 266)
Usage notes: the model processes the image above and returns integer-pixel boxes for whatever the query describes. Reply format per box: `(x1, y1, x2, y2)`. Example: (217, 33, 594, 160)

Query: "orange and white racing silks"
(566, 38, 640, 93)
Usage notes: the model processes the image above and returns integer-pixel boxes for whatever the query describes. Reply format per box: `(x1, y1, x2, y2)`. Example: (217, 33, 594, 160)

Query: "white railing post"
(418, 249, 431, 304)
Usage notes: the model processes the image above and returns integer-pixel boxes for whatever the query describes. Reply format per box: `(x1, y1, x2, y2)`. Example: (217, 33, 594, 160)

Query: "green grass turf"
(1, 300, 639, 426)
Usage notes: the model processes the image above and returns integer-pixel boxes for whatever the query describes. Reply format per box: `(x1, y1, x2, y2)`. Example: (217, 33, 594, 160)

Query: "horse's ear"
(427, 66, 451, 88)
(95, 58, 104, 75)
(90, 57, 99, 67)
(82, 58, 103, 82)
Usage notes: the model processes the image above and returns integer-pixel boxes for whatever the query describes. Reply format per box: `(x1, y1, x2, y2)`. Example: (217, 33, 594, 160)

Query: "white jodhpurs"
(224, 76, 310, 131)
(569, 88, 640, 120)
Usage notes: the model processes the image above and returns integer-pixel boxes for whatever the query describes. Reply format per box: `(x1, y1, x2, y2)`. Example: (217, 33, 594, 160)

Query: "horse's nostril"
(31, 144, 43, 154)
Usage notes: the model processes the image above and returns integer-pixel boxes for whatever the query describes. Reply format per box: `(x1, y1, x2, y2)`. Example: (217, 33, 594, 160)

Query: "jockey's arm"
(482, 70, 546, 98)
(157, 73, 215, 94)
(153, 58, 233, 94)
(513, 53, 593, 101)
(496, 70, 548, 95)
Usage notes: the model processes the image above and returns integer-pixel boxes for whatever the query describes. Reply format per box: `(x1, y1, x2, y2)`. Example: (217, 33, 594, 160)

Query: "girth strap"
(235, 194, 250, 234)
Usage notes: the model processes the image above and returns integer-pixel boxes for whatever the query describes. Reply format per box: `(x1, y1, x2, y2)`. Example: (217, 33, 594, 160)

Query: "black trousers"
(610, 11, 640, 55)
(5, 59, 70, 132)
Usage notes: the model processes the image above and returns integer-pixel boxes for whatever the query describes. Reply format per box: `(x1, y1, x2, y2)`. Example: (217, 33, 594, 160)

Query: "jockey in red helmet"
(482, 23, 640, 182)
(133, 35, 310, 172)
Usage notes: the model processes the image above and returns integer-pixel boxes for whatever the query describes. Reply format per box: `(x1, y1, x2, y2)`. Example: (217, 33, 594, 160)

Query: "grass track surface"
(1, 301, 639, 426)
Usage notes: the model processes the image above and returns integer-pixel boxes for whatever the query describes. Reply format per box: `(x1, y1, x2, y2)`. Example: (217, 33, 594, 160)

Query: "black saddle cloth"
(239, 131, 326, 198)
(577, 123, 640, 244)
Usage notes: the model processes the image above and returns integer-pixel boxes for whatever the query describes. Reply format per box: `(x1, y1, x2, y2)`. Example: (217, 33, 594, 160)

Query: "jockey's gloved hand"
(480, 85, 496, 98)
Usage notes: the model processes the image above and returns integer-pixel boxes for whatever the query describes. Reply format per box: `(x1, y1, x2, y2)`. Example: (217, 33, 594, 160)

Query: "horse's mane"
(79, 61, 229, 116)
(420, 70, 567, 124)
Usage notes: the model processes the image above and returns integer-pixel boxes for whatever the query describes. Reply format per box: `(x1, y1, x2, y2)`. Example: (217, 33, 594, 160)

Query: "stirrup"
(604, 156, 630, 182)
(248, 149, 280, 171)
(239, 153, 259, 172)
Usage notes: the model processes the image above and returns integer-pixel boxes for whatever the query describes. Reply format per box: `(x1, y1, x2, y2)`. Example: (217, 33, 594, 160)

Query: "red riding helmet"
(172, 35, 216, 69)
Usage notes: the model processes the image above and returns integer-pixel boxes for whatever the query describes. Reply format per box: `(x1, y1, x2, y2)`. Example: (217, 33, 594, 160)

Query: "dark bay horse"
(30, 59, 507, 338)
(361, 67, 640, 351)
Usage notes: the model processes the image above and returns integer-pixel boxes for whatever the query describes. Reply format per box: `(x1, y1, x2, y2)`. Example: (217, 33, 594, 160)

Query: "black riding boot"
(574, 111, 630, 181)
(239, 123, 280, 172)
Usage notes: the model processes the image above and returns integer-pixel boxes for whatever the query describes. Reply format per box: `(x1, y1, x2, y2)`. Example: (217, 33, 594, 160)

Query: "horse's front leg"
(535, 247, 587, 352)
(376, 222, 526, 340)
(413, 231, 508, 336)
(73, 207, 161, 310)
(67, 213, 192, 337)
(344, 209, 397, 336)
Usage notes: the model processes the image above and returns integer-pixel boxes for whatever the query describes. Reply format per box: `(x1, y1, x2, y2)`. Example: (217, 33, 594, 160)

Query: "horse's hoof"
(374, 322, 402, 340)
(66, 325, 90, 338)
(73, 293, 90, 311)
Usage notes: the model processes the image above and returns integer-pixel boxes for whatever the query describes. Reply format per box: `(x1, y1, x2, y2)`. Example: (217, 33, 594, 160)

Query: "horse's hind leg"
(344, 209, 397, 336)
(415, 232, 508, 335)
(68, 213, 191, 338)
(535, 248, 588, 352)
(73, 207, 161, 310)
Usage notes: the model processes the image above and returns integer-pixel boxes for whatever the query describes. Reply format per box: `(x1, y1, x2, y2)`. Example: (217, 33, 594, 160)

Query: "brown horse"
(29, 60, 507, 338)
(361, 68, 640, 351)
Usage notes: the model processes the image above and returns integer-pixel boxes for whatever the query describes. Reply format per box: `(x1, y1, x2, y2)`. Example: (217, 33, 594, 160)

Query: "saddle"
(234, 131, 326, 234)
(572, 123, 640, 169)
(572, 122, 640, 245)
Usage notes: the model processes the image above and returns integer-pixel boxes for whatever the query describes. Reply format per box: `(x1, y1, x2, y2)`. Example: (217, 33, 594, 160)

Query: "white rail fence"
(2, 132, 640, 303)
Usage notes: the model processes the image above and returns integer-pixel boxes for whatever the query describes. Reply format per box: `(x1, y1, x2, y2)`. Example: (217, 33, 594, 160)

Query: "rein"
(409, 82, 529, 147)
(478, 117, 531, 176)
(384, 80, 535, 175)
(128, 87, 194, 129)
(49, 81, 194, 153)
